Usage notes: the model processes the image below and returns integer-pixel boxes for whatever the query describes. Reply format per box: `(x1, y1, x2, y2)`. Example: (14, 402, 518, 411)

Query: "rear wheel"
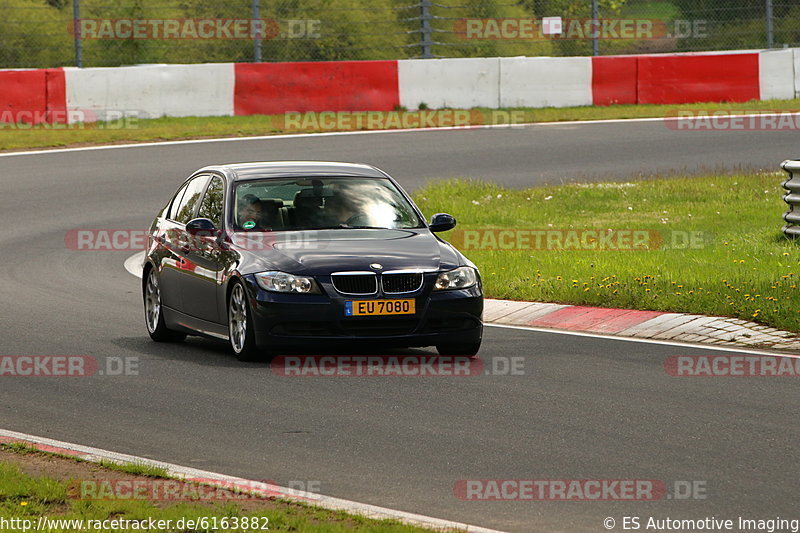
(228, 281, 261, 361)
(144, 267, 186, 342)
(436, 341, 481, 357)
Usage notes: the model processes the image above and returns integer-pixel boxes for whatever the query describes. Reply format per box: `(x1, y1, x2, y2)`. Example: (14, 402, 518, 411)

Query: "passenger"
(237, 194, 263, 229)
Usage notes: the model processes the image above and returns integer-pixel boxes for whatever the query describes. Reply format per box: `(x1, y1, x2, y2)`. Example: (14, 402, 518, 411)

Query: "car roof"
(197, 161, 389, 181)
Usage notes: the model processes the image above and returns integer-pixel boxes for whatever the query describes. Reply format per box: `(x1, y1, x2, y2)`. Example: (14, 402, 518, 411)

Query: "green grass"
(96, 460, 169, 478)
(2, 99, 800, 152)
(413, 172, 800, 335)
(0, 459, 442, 533)
(0, 463, 66, 509)
(0, 443, 39, 455)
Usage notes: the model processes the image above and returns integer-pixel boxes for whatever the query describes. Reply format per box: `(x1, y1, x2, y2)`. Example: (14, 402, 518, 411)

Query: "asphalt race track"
(5, 117, 800, 189)
(2, 121, 800, 532)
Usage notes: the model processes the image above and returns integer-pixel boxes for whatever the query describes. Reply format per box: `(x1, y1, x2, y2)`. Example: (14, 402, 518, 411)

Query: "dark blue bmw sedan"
(143, 162, 483, 361)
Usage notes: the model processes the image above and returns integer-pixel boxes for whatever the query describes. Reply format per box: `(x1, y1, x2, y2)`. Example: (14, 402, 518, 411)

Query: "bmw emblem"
(370, 263, 383, 270)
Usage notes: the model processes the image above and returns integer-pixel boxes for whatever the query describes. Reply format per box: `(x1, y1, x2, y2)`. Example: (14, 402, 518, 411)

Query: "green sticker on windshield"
(243, 220, 256, 230)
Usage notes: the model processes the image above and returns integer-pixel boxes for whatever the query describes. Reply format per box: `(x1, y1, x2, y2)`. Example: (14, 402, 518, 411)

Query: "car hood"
(233, 228, 461, 275)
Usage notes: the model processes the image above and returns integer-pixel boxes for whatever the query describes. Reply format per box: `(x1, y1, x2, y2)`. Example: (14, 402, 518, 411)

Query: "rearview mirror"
(186, 218, 218, 236)
(429, 213, 456, 233)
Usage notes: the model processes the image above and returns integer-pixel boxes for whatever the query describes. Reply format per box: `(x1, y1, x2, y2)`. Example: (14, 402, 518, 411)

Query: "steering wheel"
(344, 212, 370, 226)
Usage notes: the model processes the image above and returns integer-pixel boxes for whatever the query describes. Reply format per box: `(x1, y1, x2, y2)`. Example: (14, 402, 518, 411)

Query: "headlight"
(254, 271, 320, 294)
(434, 266, 477, 291)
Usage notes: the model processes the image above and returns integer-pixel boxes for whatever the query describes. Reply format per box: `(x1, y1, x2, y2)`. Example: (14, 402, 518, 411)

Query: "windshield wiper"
(292, 224, 391, 230)
(336, 224, 388, 229)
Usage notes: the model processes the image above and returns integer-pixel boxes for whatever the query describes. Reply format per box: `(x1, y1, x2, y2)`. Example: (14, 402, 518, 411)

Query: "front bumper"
(243, 273, 483, 349)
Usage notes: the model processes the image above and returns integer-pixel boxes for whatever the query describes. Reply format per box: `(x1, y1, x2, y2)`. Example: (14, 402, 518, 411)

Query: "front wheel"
(228, 281, 261, 361)
(436, 341, 481, 357)
(144, 267, 186, 343)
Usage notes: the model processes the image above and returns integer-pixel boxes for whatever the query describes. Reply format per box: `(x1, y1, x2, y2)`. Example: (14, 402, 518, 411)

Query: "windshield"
(232, 176, 424, 231)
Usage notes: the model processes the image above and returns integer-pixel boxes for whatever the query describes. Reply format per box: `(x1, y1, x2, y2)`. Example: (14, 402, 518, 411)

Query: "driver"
(325, 194, 369, 226)
(237, 194, 263, 229)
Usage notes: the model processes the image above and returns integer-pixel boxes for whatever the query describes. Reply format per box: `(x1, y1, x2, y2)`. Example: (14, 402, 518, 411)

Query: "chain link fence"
(1, 0, 799, 68)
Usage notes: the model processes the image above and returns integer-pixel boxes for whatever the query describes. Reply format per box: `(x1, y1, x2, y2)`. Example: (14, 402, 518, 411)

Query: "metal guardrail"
(781, 159, 800, 237)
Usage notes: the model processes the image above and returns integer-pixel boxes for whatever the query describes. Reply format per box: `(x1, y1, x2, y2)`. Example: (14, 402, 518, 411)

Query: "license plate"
(345, 299, 415, 317)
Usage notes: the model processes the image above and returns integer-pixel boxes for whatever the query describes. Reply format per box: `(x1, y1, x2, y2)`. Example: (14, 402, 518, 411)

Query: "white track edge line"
(0, 121, 615, 158)
(5, 112, 793, 158)
(486, 323, 800, 357)
(0, 428, 506, 533)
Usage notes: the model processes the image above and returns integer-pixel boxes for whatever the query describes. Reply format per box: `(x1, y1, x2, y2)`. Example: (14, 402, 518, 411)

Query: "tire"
(436, 341, 481, 357)
(143, 267, 186, 343)
(228, 281, 261, 361)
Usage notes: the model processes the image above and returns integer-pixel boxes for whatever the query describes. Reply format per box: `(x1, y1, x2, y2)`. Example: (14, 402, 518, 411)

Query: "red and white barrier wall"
(1, 48, 799, 125)
(760, 49, 795, 101)
(399, 49, 798, 109)
(64, 63, 235, 121)
(234, 60, 399, 115)
(0, 69, 65, 125)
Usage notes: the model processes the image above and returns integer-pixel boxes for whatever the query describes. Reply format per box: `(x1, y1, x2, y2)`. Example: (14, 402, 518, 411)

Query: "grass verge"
(2, 98, 800, 152)
(413, 171, 800, 334)
(0, 443, 442, 533)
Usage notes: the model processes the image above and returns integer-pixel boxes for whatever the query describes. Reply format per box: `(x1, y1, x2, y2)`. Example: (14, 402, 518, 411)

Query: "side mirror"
(186, 218, 218, 236)
(429, 213, 456, 233)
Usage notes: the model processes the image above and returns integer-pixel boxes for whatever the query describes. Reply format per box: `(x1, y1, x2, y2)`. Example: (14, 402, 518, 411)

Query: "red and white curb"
(0, 429, 505, 533)
(485, 299, 800, 354)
